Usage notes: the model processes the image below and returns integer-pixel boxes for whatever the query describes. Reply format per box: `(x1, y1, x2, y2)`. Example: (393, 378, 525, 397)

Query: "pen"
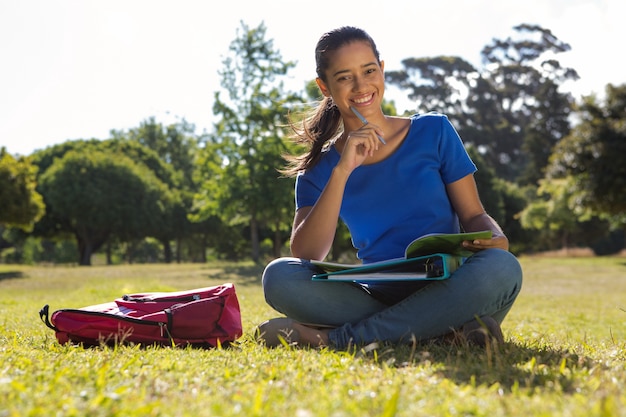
(350, 106, 386, 145)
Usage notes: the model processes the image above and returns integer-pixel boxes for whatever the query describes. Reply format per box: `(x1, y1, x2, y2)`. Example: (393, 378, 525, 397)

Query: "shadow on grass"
(203, 263, 264, 286)
(0, 271, 25, 281)
(355, 340, 594, 393)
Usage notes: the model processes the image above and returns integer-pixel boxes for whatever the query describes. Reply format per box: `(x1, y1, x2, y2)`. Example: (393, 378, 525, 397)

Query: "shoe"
(255, 318, 301, 348)
(461, 316, 504, 347)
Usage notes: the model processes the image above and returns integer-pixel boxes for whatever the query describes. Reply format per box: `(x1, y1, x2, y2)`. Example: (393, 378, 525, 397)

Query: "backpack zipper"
(122, 294, 201, 302)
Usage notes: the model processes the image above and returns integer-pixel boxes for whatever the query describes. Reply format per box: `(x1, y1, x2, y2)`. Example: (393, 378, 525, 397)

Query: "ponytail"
(280, 96, 342, 177)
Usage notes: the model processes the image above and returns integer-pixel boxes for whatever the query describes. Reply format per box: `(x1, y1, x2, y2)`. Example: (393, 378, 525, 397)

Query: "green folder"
(311, 231, 492, 282)
(311, 253, 463, 282)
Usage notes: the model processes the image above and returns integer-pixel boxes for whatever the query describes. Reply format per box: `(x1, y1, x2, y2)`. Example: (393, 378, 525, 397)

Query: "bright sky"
(1, 0, 624, 156)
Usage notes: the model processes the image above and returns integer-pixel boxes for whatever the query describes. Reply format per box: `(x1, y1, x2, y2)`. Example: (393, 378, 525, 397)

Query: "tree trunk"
(273, 225, 282, 258)
(162, 239, 172, 264)
(75, 228, 108, 266)
(199, 233, 207, 263)
(250, 216, 260, 263)
(106, 240, 112, 265)
(76, 235, 93, 266)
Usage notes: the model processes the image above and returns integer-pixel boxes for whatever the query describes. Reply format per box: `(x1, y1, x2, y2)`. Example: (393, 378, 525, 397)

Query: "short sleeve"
(437, 115, 476, 184)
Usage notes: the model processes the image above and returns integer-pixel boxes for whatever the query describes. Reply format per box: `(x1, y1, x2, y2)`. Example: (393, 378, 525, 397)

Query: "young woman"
(257, 26, 522, 349)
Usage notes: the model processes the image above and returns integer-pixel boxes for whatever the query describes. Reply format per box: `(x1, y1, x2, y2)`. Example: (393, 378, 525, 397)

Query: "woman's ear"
(316, 78, 330, 97)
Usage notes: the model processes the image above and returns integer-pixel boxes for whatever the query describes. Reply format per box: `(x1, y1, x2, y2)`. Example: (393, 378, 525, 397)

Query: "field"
(1, 256, 625, 416)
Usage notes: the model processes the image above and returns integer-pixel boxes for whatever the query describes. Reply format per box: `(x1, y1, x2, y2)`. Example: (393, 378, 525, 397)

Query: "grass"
(0, 256, 625, 416)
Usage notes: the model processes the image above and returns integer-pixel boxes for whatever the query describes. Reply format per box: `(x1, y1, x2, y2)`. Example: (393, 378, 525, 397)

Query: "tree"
(518, 177, 613, 254)
(385, 55, 477, 116)
(33, 139, 179, 265)
(518, 178, 582, 250)
(117, 117, 202, 262)
(120, 117, 199, 189)
(476, 24, 577, 184)
(0, 148, 45, 231)
(38, 148, 175, 265)
(194, 21, 301, 262)
(547, 83, 626, 233)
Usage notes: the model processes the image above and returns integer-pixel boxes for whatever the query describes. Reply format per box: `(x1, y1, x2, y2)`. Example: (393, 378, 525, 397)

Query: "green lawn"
(1, 256, 625, 416)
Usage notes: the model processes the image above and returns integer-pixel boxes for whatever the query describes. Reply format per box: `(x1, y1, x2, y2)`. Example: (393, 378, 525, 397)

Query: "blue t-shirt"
(295, 113, 477, 264)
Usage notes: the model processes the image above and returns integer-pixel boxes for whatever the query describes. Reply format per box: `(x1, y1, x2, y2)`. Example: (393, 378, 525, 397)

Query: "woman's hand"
(336, 124, 383, 174)
(462, 233, 509, 252)
(446, 175, 511, 252)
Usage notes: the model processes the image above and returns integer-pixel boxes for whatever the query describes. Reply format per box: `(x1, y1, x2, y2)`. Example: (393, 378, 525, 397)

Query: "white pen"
(350, 106, 386, 145)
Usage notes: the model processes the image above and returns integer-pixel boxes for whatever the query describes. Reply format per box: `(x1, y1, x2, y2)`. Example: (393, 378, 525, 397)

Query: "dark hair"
(281, 27, 381, 177)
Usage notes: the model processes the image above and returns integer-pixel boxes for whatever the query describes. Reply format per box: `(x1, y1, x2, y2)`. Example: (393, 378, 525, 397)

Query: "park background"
(1, 0, 625, 265)
(1, 3, 626, 415)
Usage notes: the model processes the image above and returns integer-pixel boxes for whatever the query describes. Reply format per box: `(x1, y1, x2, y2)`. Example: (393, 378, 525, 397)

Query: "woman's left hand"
(462, 234, 509, 252)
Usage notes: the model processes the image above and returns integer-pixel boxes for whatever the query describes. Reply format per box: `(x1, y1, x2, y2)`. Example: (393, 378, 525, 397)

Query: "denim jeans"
(262, 248, 523, 349)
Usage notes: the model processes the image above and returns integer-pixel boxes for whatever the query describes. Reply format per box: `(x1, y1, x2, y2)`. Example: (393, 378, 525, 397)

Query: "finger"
(347, 133, 378, 154)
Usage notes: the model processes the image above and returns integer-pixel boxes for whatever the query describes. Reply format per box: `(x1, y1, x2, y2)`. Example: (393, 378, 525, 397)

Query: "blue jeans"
(262, 248, 522, 349)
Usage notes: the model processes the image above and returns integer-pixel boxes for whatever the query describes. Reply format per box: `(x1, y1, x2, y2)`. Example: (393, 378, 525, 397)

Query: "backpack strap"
(39, 305, 58, 331)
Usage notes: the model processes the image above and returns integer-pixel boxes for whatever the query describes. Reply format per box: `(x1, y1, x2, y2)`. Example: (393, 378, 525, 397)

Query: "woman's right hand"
(336, 124, 383, 174)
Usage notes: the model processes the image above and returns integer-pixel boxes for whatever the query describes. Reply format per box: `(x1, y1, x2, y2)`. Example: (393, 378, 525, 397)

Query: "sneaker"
(461, 316, 504, 347)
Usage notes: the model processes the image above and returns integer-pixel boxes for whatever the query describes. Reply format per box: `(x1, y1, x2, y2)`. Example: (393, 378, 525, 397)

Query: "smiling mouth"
(352, 94, 374, 104)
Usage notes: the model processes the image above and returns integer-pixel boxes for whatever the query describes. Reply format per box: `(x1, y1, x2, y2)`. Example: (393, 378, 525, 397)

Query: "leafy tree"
(120, 117, 199, 188)
(0, 148, 45, 231)
(518, 178, 582, 249)
(518, 177, 613, 254)
(194, 21, 301, 262)
(33, 139, 180, 188)
(385, 55, 477, 116)
(547, 83, 626, 236)
(115, 118, 204, 262)
(477, 24, 577, 184)
(35, 143, 176, 265)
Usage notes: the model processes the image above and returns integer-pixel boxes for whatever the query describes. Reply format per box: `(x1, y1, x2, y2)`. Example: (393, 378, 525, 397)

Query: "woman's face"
(316, 40, 385, 115)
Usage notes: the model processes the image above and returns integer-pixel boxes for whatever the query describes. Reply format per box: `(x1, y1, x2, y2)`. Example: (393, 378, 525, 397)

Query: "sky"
(1, 0, 624, 156)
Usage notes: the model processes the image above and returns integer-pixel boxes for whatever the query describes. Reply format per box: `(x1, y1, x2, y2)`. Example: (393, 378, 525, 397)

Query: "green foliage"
(548, 83, 626, 219)
(38, 148, 175, 265)
(1, 236, 77, 265)
(1, 258, 626, 416)
(33, 139, 180, 189)
(519, 178, 581, 246)
(116, 118, 207, 262)
(0, 149, 45, 231)
(120, 117, 200, 189)
(385, 55, 477, 116)
(194, 21, 301, 261)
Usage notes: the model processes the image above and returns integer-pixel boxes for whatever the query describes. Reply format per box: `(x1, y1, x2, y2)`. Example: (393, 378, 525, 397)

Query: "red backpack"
(40, 284, 242, 348)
